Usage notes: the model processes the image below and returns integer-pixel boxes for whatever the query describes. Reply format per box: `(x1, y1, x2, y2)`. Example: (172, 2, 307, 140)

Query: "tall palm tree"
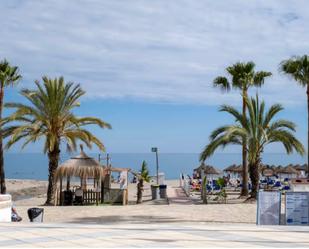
(213, 62, 271, 196)
(0, 59, 22, 194)
(136, 160, 150, 204)
(200, 95, 304, 199)
(280, 55, 309, 177)
(3, 76, 111, 205)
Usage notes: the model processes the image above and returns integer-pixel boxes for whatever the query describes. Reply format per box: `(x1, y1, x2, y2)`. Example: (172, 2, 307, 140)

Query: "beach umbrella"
(302, 164, 308, 172)
(224, 164, 237, 172)
(276, 165, 298, 174)
(274, 165, 283, 173)
(204, 165, 221, 175)
(293, 164, 302, 170)
(194, 163, 207, 175)
(259, 164, 268, 172)
(232, 165, 243, 173)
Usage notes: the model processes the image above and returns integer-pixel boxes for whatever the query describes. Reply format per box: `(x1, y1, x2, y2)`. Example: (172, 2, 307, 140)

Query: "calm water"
(3, 152, 307, 180)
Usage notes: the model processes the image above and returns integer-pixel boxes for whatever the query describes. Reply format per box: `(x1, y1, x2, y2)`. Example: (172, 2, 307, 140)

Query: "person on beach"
(11, 204, 22, 222)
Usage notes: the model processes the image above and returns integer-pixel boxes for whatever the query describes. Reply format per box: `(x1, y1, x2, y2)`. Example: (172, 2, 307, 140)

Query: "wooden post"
(101, 177, 104, 204)
(54, 187, 58, 206)
(122, 189, 125, 205)
(66, 176, 70, 191)
(126, 170, 129, 205)
(59, 177, 63, 206)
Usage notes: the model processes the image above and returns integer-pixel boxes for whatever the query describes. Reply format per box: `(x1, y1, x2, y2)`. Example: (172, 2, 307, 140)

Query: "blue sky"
(0, 0, 309, 154)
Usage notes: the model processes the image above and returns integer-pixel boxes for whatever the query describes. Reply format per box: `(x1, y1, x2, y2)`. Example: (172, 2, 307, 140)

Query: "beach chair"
(206, 185, 212, 193)
(213, 185, 221, 191)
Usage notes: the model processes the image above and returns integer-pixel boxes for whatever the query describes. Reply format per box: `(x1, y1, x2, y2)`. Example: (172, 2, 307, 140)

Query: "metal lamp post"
(151, 147, 159, 184)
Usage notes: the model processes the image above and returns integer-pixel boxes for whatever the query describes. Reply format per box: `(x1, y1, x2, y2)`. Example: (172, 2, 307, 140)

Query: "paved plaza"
(1, 222, 309, 247)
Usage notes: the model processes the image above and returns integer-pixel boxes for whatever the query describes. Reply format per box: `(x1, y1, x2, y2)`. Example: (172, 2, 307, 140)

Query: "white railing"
(180, 174, 191, 196)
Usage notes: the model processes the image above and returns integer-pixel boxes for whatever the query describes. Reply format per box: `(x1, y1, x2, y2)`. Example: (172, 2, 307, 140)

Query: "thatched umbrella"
(233, 165, 243, 173)
(194, 163, 206, 174)
(274, 165, 283, 174)
(293, 164, 302, 170)
(259, 164, 268, 172)
(193, 163, 206, 178)
(204, 165, 221, 175)
(224, 164, 237, 172)
(224, 164, 242, 179)
(276, 165, 299, 179)
(302, 164, 308, 172)
(194, 163, 220, 179)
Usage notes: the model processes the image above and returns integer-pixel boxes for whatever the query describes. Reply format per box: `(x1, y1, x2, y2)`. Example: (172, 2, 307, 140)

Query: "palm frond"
(213, 76, 231, 91)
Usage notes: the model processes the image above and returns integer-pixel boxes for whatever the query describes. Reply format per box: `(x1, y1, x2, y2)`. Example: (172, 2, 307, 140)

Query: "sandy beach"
(6, 178, 256, 224)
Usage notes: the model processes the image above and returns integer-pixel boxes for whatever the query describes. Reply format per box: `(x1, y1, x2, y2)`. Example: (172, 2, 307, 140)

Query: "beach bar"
(54, 146, 130, 206)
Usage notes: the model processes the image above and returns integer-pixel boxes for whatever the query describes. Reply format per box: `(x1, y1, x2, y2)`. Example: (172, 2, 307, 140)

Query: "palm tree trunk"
(0, 86, 6, 194)
(240, 91, 249, 196)
(45, 144, 60, 205)
(202, 175, 207, 204)
(136, 179, 143, 204)
(307, 84, 309, 178)
(249, 161, 260, 199)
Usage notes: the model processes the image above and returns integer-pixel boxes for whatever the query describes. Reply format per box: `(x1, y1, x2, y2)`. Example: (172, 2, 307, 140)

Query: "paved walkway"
(167, 185, 197, 205)
(1, 222, 309, 247)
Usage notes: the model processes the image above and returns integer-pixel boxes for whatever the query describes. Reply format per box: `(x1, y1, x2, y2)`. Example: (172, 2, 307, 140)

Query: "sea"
(3, 152, 307, 181)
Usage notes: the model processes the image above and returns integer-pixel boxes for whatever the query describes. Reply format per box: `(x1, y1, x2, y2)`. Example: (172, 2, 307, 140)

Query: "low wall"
(0, 195, 11, 222)
(104, 189, 125, 204)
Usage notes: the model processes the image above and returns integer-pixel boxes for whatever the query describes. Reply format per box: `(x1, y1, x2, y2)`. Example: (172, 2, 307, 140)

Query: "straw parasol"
(276, 165, 298, 175)
(301, 164, 308, 172)
(274, 165, 283, 173)
(224, 164, 237, 172)
(56, 145, 105, 180)
(232, 164, 243, 173)
(204, 165, 221, 175)
(259, 164, 268, 172)
(293, 164, 303, 171)
(194, 163, 220, 176)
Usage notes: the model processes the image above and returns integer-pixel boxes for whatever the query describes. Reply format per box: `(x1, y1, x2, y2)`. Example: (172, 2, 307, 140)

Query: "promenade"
(1, 222, 309, 247)
(2, 183, 306, 247)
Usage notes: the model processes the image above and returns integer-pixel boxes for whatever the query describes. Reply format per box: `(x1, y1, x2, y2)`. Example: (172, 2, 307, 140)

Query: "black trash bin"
(63, 190, 73, 206)
(151, 185, 160, 200)
(27, 208, 44, 222)
(159, 185, 167, 198)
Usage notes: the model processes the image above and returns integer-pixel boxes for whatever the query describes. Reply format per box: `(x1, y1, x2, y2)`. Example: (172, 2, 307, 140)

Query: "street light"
(151, 147, 159, 184)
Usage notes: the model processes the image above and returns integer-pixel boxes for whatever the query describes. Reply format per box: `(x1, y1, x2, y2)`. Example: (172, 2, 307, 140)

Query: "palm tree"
(213, 62, 271, 196)
(3, 76, 111, 205)
(280, 55, 309, 177)
(0, 59, 22, 194)
(136, 160, 150, 204)
(200, 95, 304, 199)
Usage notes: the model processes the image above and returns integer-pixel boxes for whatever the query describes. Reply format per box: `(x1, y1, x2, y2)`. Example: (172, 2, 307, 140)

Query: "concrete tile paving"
(1, 222, 309, 247)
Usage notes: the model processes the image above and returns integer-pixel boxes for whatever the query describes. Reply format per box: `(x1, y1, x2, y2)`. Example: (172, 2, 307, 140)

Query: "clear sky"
(0, 0, 309, 154)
